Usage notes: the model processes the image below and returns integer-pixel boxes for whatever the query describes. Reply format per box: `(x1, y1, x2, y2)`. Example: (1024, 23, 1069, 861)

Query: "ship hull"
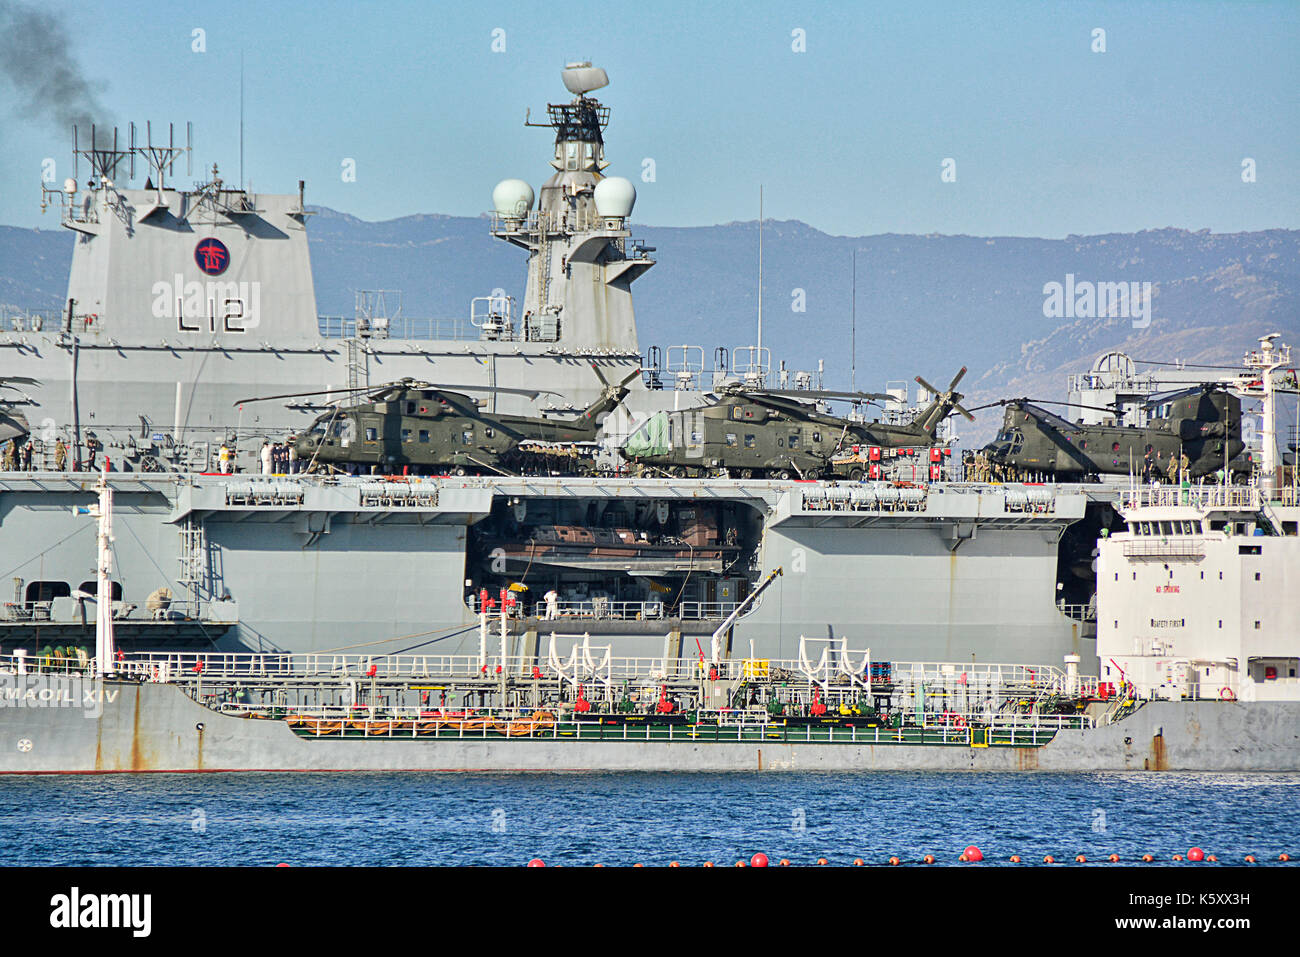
(0, 473, 1095, 667)
(2, 676, 1295, 772)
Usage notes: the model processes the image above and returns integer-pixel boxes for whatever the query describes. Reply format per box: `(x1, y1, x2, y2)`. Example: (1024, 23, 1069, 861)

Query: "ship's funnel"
(594, 176, 635, 219)
(492, 179, 535, 219)
(562, 62, 609, 96)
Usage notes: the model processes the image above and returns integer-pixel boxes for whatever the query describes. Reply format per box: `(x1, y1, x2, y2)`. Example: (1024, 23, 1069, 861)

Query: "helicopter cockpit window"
(732, 407, 745, 421)
(336, 419, 356, 445)
(364, 427, 378, 442)
(1010, 430, 1024, 452)
(788, 434, 800, 450)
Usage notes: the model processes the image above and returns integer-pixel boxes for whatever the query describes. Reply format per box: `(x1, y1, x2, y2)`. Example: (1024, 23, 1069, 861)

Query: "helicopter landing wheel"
(804, 469, 821, 481)
(774, 469, 792, 481)
(738, 468, 754, 480)
(450, 465, 467, 477)
(849, 468, 864, 481)
(671, 466, 687, 478)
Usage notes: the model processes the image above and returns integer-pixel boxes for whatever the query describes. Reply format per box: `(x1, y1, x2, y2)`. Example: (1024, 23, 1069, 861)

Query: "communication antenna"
(756, 185, 763, 359)
(136, 121, 191, 193)
(851, 249, 857, 394)
(239, 50, 245, 189)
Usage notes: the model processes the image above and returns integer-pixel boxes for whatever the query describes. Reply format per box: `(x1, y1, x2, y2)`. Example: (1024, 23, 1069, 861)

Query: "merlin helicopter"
(237, 365, 640, 475)
(973, 384, 1244, 481)
(620, 368, 974, 479)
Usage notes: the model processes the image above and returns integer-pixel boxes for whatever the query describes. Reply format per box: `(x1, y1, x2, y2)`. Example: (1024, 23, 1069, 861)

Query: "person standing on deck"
(260, 441, 273, 475)
(54, 439, 67, 471)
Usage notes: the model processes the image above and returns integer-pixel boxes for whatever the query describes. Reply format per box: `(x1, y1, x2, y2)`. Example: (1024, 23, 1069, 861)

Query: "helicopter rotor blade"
(589, 362, 612, 390)
(425, 384, 564, 400)
(914, 376, 941, 397)
(947, 366, 967, 392)
(234, 383, 390, 407)
(747, 388, 894, 403)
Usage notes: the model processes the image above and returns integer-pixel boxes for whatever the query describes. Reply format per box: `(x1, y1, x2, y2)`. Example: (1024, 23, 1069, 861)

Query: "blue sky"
(1, 0, 1296, 235)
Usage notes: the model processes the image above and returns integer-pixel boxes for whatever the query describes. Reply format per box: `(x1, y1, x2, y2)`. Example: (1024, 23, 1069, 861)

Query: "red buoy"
(853, 858, 864, 866)
(1244, 855, 1256, 863)
(1280, 853, 1291, 862)
(1075, 854, 1087, 863)
(1107, 854, 1119, 863)
(703, 861, 715, 868)
(275, 863, 290, 867)
(922, 854, 935, 864)
(778, 859, 791, 867)
(1172, 854, 1183, 861)
(751, 853, 769, 868)
(888, 856, 900, 866)
(668, 861, 679, 868)
(527, 858, 545, 867)
(963, 845, 983, 862)
(1187, 847, 1205, 862)
(1043, 855, 1055, 864)
(1009, 855, 1021, 863)
(1141, 854, 1154, 862)
(816, 857, 829, 866)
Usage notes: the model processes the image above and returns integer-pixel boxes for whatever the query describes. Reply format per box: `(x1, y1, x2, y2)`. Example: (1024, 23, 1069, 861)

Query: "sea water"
(1, 771, 1296, 866)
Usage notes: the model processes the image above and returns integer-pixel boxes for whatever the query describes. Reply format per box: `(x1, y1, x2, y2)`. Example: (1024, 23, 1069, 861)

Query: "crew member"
(544, 588, 559, 620)
(218, 442, 232, 474)
(53, 438, 67, 471)
(260, 441, 273, 475)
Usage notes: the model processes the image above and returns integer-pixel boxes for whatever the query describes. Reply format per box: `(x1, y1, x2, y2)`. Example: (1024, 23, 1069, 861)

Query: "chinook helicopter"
(973, 384, 1244, 481)
(620, 368, 974, 479)
(237, 365, 640, 475)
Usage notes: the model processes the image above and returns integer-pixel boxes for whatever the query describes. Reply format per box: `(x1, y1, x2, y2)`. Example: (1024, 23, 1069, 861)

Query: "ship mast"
(82, 472, 118, 677)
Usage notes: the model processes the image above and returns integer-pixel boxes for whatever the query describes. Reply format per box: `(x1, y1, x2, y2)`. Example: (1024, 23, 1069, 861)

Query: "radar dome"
(594, 177, 636, 218)
(492, 179, 535, 218)
(562, 62, 609, 96)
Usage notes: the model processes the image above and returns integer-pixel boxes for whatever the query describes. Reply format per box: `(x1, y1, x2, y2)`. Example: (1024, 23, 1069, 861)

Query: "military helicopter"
(237, 365, 640, 475)
(620, 368, 974, 479)
(972, 384, 1244, 482)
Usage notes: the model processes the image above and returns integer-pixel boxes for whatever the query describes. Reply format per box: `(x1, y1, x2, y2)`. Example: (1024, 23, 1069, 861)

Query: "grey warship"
(0, 62, 1105, 669)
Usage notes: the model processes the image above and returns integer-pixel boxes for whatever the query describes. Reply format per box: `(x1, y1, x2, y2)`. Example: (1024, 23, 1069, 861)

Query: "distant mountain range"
(4, 210, 1297, 442)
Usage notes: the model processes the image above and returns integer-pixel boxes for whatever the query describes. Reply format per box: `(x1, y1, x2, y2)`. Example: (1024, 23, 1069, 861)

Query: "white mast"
(93, 472, 117, 676)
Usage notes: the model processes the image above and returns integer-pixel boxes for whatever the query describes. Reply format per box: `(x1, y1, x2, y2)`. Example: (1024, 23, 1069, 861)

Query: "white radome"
(594, 176, 636, 218)
(492, 179, 535, 218)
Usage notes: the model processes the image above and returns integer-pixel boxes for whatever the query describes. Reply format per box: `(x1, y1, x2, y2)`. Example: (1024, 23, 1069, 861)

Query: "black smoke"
(0, 0, 112, 134)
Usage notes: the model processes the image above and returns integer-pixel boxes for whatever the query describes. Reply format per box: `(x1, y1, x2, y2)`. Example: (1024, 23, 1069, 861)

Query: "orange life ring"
(954, 715, 967, 730)
(1219, 686, 1236, 701)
